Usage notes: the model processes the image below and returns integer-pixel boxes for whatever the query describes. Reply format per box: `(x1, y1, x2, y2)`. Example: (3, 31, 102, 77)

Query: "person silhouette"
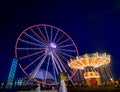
(36, 84, 41, 92)
(59, 80, 67, 92)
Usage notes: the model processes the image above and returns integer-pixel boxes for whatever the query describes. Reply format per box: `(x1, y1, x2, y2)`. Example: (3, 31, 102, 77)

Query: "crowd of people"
(69, 79, 120, 88)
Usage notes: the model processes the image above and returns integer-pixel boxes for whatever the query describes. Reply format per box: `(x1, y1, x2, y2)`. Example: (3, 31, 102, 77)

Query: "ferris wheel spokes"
(57, 38, 69, 46)
(24, 32, 46, 46)
(25, 54, 47, 85)
(53, 53, 73, 83)
(30, 54, 47, 79)
(23, 53, 45, 70)
(54, 52, 73, 76)
(17, 48, 45, 50)
(52, 55, 63, 72)
(50, 27, 53, 42)
(44, 26, 50, 42)
(52, 56, 59, 75)
(31, 28, 47, 45)
(56, 51, 68, 61)
(58, 48, 76, 52)
(53, 30, 59, 42)
(54, 52, 73, 83)
(57, 50, 74, 58)
(54, 53, 70, 75)
(45, 55, 50, 82)
(19, 50, 45, 60)
(55, 34, 64, 44)
(54, 53, 66, 71)
(37, 26, 48, 44)
(62, 62, 73, 74)
(57, 44, 74, 48)
(19, 39, 46, 48)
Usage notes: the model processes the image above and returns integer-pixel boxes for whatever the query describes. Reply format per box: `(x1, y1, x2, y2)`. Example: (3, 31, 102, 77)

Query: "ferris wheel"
(15, 24, 79, 85)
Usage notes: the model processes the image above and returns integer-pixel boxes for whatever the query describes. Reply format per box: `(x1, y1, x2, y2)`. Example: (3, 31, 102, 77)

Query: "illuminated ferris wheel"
(15, 24, 79, 85)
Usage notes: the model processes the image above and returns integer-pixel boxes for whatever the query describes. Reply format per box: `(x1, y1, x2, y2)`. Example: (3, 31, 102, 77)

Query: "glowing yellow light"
(68, 52, 110, 69)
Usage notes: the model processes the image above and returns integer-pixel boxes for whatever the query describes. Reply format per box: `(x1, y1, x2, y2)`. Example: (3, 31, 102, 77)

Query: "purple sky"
(0, 0, 120, 82)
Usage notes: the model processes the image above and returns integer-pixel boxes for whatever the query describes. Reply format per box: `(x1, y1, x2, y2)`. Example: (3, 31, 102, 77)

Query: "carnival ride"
(68, 52, 114, 86)
(15, 24, 79, 85)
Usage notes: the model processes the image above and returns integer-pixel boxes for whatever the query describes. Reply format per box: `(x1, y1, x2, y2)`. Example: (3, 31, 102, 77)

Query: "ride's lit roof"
(68, 52, 110, 69)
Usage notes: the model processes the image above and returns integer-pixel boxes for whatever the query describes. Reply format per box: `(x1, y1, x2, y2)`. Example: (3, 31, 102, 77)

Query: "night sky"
(0, 0, 120, 82)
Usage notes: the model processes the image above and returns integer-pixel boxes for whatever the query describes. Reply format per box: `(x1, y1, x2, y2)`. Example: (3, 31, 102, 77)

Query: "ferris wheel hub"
(50, 42, 57, 49)
(45, 42, 57, 55)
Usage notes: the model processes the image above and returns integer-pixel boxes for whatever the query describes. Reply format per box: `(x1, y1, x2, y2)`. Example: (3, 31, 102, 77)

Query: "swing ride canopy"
(68, 52, 111, 70)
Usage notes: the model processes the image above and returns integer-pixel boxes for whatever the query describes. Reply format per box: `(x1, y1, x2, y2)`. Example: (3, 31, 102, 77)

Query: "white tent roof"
(35, 69, 54, 80)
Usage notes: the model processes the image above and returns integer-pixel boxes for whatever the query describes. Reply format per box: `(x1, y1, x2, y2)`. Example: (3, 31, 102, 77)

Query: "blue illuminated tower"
(6, 58, 18, 89)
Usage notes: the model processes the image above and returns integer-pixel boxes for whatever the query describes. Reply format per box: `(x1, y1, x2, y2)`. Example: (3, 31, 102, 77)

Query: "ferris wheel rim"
(15, 24, 79, 85)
